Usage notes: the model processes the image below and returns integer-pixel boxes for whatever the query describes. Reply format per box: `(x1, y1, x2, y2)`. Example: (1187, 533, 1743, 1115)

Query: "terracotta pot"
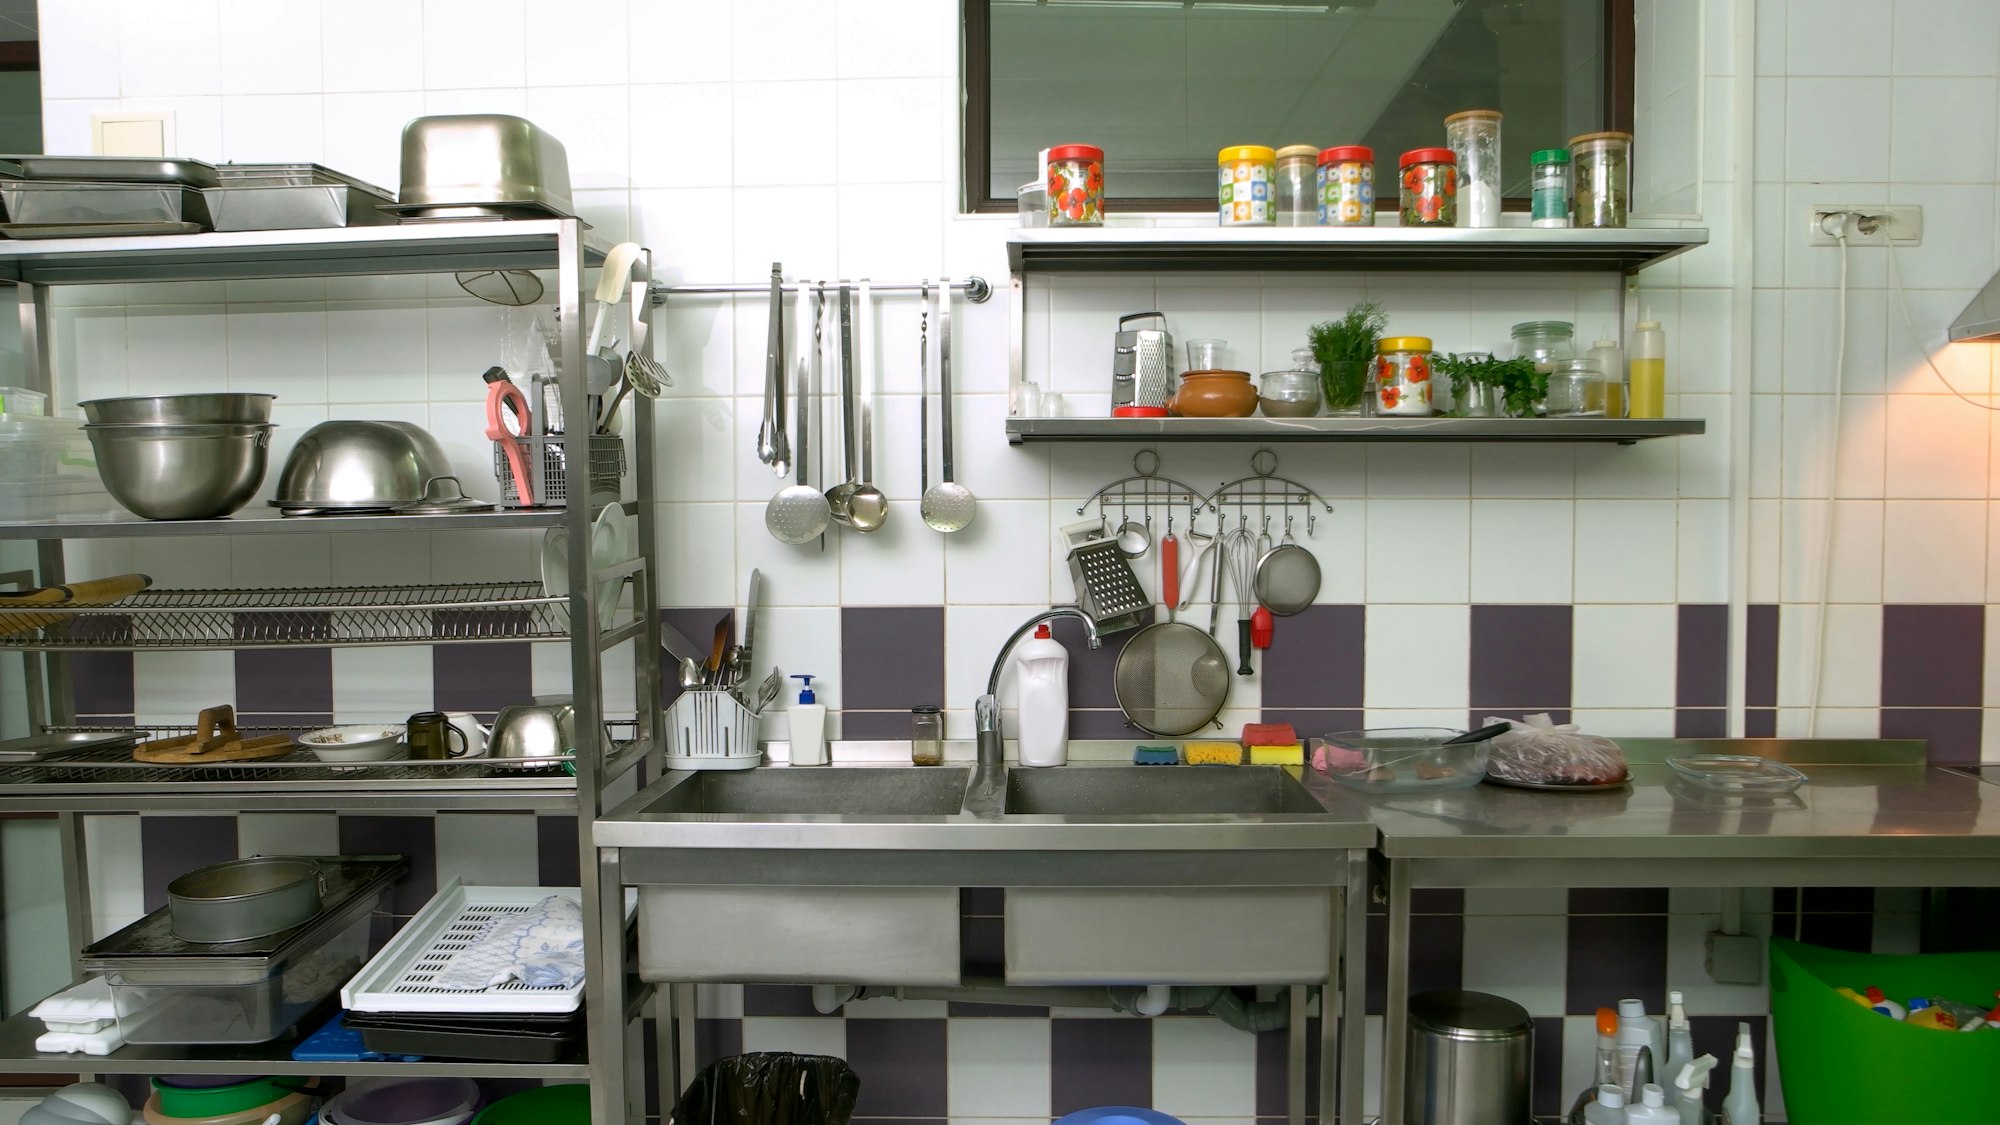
(1167, 370, 1258, 418)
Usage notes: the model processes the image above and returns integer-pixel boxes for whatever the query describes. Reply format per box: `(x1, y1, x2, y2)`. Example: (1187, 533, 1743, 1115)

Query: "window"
(964, 0, 1633, 213)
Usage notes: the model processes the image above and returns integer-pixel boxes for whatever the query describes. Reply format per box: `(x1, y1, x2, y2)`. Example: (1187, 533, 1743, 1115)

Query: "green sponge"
(1132, 745, 1179, 765)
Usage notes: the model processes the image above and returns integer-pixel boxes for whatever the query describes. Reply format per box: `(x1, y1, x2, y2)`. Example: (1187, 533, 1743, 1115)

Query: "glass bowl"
(1312, 727, 1490, 793)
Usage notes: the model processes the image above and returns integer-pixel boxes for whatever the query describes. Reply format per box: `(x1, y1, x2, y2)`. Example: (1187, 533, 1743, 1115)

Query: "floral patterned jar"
(1315, 145, 1374, 226)
(1397, 148, 1457, 227)
(1374, 336, 1436, 416)
(1217, 144, 1276, 226)
(1046, 144, 1104, 227)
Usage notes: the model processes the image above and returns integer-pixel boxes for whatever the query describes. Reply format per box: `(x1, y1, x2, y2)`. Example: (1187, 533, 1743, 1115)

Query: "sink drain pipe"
(815, 981, 1292, 1034)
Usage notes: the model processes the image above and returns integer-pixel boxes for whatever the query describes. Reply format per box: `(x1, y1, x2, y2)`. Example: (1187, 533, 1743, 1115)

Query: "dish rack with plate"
(493, 432, 625, 509)
(664, 689, 761, 771)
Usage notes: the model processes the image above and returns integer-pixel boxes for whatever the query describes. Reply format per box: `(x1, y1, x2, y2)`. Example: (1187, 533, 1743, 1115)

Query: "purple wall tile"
(1746, 604, 1778, 708)
(1071, 709, 1140, 739)
(1256, 1016, 1322, 1121)
(962, 887, 1003, 914)
(1261, 604, 1365, 709)
(236, 609, 332, 645)
(140, 815, 238, 911)
(71, 651, 134, 716)
(1470, 605, 1573, 711)
(841, 711, 913, 740)
(743, 985, 831, 1017)
(1744, 708, 1775, 737)
(337, 815, 436, 916)
(236, 712, 333, 736)
(1569, 888, 1669, 914)
(1051, 615, 1134, 709)
(845, 1019, 949, 1117)
(1531, 1016, 1564, 1120)
(234, 648, 333, 715)
(694, 1017, 743, 1070)
(1365, 912, 1465, 1015)
(841, 607, 944, 710)
(1880, 707, 1983, 764)
(1051, 1018, 1152, 1114)
(1565, 914, 1667, 1015)
(1690, 1015, 1768, 1107)
(432, 642, 533, 718)
(963, 914, 1003, 979)
(660, 607, 730, 707)
(948, 1000, 1050, 1017)
(1675, 708, 1727, 738)
(1262, 708, 1363, 742)
(1676, 604, 1728, 708)
(1881, 605, 1985, 707)
(537, 813, 581, 886)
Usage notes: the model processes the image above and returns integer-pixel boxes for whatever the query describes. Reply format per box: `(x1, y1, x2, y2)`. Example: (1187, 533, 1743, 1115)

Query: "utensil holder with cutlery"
(493, 432, 625, 509)
(665, 689, 761, 771)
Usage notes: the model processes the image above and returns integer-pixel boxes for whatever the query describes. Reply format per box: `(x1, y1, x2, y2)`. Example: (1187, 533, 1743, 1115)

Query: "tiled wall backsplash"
(22, 0, 2000, 1120)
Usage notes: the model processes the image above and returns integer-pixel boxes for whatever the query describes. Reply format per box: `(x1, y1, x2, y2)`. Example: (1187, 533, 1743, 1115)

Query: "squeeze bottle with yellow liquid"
(1629, 318, 1666, 418)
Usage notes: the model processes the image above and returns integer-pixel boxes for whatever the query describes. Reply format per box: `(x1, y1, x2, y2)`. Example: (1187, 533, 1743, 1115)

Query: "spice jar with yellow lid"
(1374, 336, 1436, 416)
(1217, 144, 1277, 226)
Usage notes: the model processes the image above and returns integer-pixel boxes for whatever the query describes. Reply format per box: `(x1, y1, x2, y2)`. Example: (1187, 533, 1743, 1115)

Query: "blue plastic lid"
(1054, 1109, 1188, 1125)
(791, 673, 817, 704)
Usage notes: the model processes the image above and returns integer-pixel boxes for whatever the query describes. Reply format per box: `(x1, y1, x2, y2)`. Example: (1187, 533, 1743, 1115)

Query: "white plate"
(592, 503, 632, 631)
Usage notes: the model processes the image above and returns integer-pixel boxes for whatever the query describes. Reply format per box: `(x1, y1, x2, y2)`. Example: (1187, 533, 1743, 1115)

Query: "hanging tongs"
(757, 262, 790, 476)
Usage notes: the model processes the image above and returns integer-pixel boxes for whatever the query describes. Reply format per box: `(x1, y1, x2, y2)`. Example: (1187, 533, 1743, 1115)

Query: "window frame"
(960, 0, 1636, 215)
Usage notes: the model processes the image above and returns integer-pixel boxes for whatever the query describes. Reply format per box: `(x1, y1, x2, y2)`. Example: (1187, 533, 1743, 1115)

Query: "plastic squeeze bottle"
(1587, 332, 1627, 417)
(1583, 1085, 1627, 1125)
(787, 674, 827, 766)
(1720, 1029, 1759, 1124)
(1015, 624, 1070, 767)
(1629, 318, 1666, 419)
(1625, 1083, 1678, 1124)
(1616, 999, 1665, 1092)
(1660, 990, 1695, 1095)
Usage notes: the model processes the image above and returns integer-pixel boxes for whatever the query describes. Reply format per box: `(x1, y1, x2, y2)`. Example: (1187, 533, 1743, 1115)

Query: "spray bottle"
(1674, 1054, 1718, 1125)
(1660, 990, 1695, 1096)
(1720, 1024, 1759, 1124)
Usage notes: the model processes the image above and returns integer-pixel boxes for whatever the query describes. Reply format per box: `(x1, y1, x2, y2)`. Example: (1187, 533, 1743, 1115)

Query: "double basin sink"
(597, 763, 1373, 988)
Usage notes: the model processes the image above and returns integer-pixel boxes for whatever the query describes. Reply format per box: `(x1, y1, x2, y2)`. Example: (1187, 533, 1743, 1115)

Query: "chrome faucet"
(974, 607, 1103, 769)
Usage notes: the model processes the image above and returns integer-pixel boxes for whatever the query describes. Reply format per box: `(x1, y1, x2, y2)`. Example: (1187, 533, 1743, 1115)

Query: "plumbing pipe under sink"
(809, 981, 1293, 1034)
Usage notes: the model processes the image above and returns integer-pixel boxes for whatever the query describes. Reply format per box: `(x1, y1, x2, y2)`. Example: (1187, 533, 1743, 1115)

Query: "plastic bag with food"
(1480, 712, 1629, 786)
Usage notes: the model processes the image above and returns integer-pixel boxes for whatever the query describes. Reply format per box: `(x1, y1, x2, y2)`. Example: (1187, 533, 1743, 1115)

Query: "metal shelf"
(0, 1009, 591, 1077)
(0, 506, 567, 540)
(1006, 416, 1707, 444)
(1006, 224, 1708, 274)
(0, 580, 566, 651)
(0, 219, 608, 285)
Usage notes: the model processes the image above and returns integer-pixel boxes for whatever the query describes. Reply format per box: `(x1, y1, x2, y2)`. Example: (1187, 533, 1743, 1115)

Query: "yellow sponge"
(1247, 743, 1304, 766)
(1183, 741, 1242, 766)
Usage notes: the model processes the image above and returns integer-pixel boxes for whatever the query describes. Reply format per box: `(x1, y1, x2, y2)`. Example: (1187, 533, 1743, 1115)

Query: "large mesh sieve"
(1113, 622, 1231, 737)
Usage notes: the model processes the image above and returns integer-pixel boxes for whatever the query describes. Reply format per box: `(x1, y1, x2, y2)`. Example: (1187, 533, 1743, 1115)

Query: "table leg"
(1339, 849, 1368, 1125)
(1382, 858, 1411, 1125)
(1288, 983, 1307, 1125)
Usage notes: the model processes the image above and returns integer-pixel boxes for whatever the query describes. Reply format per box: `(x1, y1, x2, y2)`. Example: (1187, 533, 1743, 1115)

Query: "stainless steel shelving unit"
(1004, 224, 1711, 444)
(0, 219, 661, 1122)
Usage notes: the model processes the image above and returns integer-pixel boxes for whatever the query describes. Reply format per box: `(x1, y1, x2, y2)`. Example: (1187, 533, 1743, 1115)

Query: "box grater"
(1063, 520, 1151, 635)
(1113, 312, 1174, 410)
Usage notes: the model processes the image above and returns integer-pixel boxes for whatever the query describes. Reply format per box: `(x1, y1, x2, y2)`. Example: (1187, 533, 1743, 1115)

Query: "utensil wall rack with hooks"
(0, 219, 657, 1119)
(651, 276, 993, 303)
(1206, 449, 1336, 540)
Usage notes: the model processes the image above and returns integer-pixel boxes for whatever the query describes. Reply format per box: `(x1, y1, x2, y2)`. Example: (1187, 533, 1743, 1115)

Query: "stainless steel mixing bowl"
(269, 420, 453, 512)
(84, 422, 273, 520)
(78, 392, 275, 426)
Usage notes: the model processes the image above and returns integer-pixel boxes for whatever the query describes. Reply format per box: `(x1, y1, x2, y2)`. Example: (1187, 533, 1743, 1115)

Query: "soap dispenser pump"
(789, 674, 828, 766)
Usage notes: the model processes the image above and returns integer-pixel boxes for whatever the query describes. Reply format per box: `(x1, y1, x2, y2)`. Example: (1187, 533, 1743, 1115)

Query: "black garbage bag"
(670, 1052, 861, 1125)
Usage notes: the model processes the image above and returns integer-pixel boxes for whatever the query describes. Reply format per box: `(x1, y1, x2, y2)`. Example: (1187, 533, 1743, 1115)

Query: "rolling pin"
(0, 574, 152, 637)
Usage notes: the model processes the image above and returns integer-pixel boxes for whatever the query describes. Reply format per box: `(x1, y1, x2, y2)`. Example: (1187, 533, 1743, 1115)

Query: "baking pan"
(168, 856, 325, 943)
(0, 182, 210, 227)
(203, 178, 396, 231)
(0, 155, 220, 188)
(0, 729, 143, 762)
(343, 1009, 583, 1063)
(389, 114, 573, 217)
(0, 221, 200, 239)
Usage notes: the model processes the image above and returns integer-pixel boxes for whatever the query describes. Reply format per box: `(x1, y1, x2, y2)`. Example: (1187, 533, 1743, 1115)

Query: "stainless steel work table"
(1363, 738, 2000, 1125)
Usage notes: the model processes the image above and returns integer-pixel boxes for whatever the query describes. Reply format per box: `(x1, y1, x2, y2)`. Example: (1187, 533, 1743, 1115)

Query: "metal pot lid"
(394, 476, 495, 515)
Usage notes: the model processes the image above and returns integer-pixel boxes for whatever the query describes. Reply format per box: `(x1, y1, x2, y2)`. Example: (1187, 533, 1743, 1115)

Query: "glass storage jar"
(1443, 110, 1502, 228)
(1450, 351, 1502, 417)
(1259, 349, 1323, 418)
(1218, 144, 1277, 226)
(1374, 336, 1436, 416)
(1315, 145, 1375, 227)
(1398, 148, 1457, 226)
(911, 706, 944, 766)
(1569, 131, 1631, 228)
(1510, 320, 1576, 372)
(1530, 149, 1571, 228)
(1274, 145, 1318, 227)
(1545, 358, 1602, 417)
(1046, 144, 1105, 227)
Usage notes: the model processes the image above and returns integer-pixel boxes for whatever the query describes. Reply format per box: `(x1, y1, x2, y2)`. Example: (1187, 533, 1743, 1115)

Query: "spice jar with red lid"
(1046, 144, 1105, 227)
(1398, 148, 1457, 227)
(1316, 145, 1374, 226)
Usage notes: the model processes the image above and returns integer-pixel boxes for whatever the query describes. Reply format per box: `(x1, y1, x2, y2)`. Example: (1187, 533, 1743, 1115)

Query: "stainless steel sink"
(1004, 764, 1330, 816)
(643, 766, 969, 816)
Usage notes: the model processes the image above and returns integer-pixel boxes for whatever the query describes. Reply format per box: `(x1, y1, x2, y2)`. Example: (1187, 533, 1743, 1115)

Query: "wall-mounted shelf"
(0, 506, 566, 540)
(1006, 225, 1708, 274)
(1007, 416, 1705, 445)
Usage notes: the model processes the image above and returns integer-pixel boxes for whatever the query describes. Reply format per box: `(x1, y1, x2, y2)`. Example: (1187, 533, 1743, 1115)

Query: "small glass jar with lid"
(1315, 145, 1375, 226)
(1259, 348, 1323, 417)
(1398, 148, 1457, 226)
(1046, 144, 1105, 227)
(1218, 144, 1277, 226)
(1443, 110, 1502, 228)
(1529, 149, 1571, 228)
(910, 706, 944, 766)
(1273, 145, 1318, 227)
(1510, 320, 1576, 372)
(1373, 336, 1436, 416)
(1569, 131, 1631, 228)
(1545, 358, 1603, 417)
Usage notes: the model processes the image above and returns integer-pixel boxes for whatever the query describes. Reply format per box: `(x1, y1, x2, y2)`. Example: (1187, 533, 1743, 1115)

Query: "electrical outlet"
(1807, 203, 1923, 246)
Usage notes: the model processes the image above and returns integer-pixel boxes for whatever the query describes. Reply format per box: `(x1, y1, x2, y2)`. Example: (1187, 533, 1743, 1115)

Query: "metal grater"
(1065, 532, 1152, 635)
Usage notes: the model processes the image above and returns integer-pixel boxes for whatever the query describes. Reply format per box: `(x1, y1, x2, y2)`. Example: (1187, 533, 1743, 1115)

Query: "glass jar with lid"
(1398, 148, 1457, 227)
(1046, 144, 1105, 227)
(1374, 337, 1436, 416)
(1218, 144, 1277, 226)
(1259, 348, 1323, 417)
(1316, 145, 1374, 227)
(1569, 131, 1631, 228)
(911, 706, 944, 766)
(1545, 358, 1603, 417)
(1273, 145, 1318, 227)
(1510, 321, 1574, 417)
(1530, 149, 1571, 228)
(1443, 110, 1502, 228)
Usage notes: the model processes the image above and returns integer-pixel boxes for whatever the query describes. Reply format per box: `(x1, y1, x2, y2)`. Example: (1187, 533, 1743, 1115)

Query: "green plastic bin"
(471, 1084, 588, 1125)
(1770, 937, 2000, 1124)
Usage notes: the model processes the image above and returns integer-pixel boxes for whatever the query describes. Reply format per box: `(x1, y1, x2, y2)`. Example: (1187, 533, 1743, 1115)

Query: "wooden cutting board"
(133, 704, 293, 764)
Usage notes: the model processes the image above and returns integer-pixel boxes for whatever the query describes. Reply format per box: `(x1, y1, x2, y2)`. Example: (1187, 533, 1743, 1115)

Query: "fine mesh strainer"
(1253, 540, 1321, 616)
(1114, 622, 1231, 737)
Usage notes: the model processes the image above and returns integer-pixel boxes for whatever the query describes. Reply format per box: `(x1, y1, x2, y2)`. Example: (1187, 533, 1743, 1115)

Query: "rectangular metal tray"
(0, 182, 211, 227)
(203, 180, 397, 231)
(0, 221, 200, 239)
(0, 730, 141, 762)
(0, 155, 220, 188)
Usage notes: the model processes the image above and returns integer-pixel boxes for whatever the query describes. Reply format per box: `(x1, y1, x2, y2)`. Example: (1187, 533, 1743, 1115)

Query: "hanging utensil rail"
(651, 276, 993, 304)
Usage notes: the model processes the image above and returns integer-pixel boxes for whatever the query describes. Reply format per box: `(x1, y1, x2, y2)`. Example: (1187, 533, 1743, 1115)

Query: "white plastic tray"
(341, 879, 631, 1014)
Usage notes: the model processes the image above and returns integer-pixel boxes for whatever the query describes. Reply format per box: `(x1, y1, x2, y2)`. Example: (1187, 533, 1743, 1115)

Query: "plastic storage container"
(0, 385, 46, 415)
(1770, 938, 2000, 1124)
(471, 1084, 588, 1125)
(322, 1077, 479, 1125)
(1313, 728, 1490, 793)
(1316, 145, 1375, 226)
(1217, 145, 1277, 226)
(1046, 144, 1104, 227)
(1398, 148, 1456, 226)
(1273, 145, 1318, 227)
(0, 413, 117, 521)
(1530, 149, 1571, 228)
(1443, 110, 1502, 227)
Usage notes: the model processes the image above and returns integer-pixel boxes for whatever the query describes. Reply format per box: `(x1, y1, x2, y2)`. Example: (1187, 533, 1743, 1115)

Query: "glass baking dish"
(1666, 754, 1808, 793)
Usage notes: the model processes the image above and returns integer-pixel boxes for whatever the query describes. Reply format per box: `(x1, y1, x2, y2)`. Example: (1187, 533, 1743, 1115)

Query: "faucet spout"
(974, 607, 1101, 768)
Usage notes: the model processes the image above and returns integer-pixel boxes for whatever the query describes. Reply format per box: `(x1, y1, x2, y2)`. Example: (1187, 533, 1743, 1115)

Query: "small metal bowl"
(79, 393, 275, 426)
(167, 856, 323, 944)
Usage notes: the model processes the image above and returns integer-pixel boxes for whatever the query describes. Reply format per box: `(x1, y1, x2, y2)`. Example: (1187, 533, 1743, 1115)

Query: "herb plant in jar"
(1308, 301, 1387, 417)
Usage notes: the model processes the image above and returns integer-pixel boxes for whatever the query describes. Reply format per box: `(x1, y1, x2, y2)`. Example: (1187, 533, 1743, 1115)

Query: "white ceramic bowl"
(296, 725, 404, 763)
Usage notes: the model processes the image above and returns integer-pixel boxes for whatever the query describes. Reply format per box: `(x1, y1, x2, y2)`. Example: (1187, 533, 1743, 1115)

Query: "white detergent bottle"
(1660, 990, 1695, 1095)
(1625, 1083, 1678, 1124)
(1583, 1085, 1627, 1125)
(1616, 999, 1665, 1091)
(1720, 1042, 1759, 1124)
(1015, 624, 1070, 767)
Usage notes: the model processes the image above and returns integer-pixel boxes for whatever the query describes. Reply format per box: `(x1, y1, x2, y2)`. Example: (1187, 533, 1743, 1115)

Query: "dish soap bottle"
(1015, 624, 1070, 767)
(1617, 999, 1664, 1091)
(788, 674, 827, 767)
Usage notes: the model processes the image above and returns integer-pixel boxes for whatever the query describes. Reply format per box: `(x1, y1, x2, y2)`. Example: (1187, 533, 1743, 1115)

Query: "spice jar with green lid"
(1569, 131, 1631, 228)
(1530, 149, 1571, 228)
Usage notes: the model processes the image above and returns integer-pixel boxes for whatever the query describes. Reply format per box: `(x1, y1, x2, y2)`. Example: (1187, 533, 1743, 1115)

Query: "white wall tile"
(948, 1019, 1050, 1118)
(1573, 500, 1679, 602)
(219, 0, 323, 95)
(629, 84, 731, 189)
(945, 500, 1052, 605)
(1469, 499, 1573, 604)
(134, 650, 236, 723)
(525, 85, 633, 191)
(40, 1, 121, 100)
(1779, 499, 1885, 604)
(1775, 603, 1881, 710)
(1572, 605, 1677, 708)
(840, 504, 946, 606)
(1891, 0, 2000, 77)
(1677, 498, 1730, 603)
(739, 1016, 846, 1058)
(237, 813, 339, 858)
(1459, 914, 1567, 1017)
(220, 94, 327, 167)
(1882, 499, 1987, 602)
(1366, 500, 1468, 603)
(1890, 77, 1998, 184)
(730, 0, 838, 83)
(323, 0, 426, 92)
(117, 0, 221, 97)
(83, 815, 144, 940)
(1364, 605, 1468, 709)
(332, 646, 435, 722)
(526, 0, 629, 88)
(1785, 0, 1892, 76)
(435, 812, 540, 887)
(423, 0, 525, 90)
(1153, 1018, 1258, 1118)
(1884, 393, 1990, 498)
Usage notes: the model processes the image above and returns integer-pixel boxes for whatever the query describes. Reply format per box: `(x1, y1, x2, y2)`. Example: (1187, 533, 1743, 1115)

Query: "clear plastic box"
(0, 413, 116, 521)
(0, 386, 46, 415)
(107, 891, 378, 1044)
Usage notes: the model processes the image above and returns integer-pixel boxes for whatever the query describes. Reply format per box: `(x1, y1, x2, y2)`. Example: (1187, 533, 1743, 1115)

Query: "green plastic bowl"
(151, 1077, 305, 1118)
(470, 1085, 588, 1125)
